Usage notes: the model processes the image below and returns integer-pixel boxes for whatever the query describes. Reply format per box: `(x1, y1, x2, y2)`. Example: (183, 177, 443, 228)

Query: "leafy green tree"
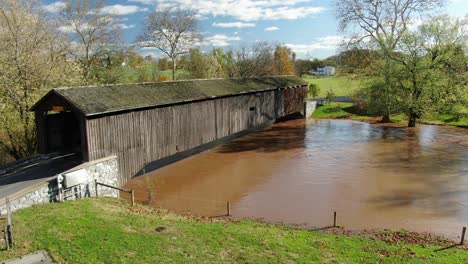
(187, 48, 227, 79)
(326, 90, 336, 105)
(337, 0, 445, 122)
(354, 77, 401, 118)
(390, 16, 467, 127)
(308, 84, 320, 98)
(158, 58, 169, 71)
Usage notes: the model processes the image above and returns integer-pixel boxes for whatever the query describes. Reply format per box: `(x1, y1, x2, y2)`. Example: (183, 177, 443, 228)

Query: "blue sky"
(42, 0, 467, 59)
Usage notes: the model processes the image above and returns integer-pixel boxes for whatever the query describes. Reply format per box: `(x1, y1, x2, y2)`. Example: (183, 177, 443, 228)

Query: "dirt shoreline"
(127, 204, 467, 250)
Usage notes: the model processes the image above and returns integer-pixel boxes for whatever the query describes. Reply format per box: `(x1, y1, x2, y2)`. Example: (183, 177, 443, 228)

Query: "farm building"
(31, 76, 308, 185)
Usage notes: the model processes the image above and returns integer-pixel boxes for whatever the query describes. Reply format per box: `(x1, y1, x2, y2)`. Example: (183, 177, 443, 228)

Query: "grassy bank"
(311, 102, 467, 128)
(420, 113, 468, 128)
(1, 198, 466, 263)
(302, 75, 364, 97)
(311, 102, 385, 122)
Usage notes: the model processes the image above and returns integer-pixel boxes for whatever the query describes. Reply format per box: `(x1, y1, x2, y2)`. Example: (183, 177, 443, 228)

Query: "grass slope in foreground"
(1, 198, 466, 263)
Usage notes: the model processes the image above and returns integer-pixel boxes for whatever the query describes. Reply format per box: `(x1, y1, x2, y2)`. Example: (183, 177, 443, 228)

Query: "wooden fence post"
(461, 227, 466, 246)
(94, 180, 98, 197)
(131, 190, 135, 207)
(227, 201, 231, 216)
(6, 197, 12, 248)
(4, 226, 9, 250)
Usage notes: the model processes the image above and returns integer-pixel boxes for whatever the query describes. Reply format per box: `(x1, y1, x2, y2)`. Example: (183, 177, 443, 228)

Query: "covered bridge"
(31, 76, 308, 185)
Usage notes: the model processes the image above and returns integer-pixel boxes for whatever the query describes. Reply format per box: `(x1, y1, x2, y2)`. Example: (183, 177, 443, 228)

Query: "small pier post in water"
(333, 211, 337, 227)
(461, 227, 466, 246)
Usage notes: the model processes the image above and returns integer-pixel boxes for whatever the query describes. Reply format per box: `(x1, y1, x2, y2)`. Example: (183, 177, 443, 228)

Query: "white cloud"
(205, 34, 241, 47)
(212, 22, 255, 28)
(129, 0, 324, 21)
(265, 26, 279, 31)
(114, 24, 136, 30)
(42, 1, 66, 13)
(100, 5, 149, 15)
(286, 35, 347, 55)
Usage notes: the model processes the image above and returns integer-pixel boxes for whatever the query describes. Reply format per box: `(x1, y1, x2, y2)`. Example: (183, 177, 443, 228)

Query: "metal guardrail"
(94, 180, 135, 207)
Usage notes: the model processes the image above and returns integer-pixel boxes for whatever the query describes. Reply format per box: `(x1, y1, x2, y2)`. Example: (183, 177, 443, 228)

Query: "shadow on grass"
(434, 244, 461, 252)
(309, 226, 337, 231)
(322, 107, 343, 114)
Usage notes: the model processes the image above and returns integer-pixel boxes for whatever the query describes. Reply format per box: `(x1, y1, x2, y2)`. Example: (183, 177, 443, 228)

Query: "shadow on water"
(216, 120, 307, 154)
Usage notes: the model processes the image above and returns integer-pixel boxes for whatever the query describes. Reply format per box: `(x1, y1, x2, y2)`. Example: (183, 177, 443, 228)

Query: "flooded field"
(124, 119, 468, 239)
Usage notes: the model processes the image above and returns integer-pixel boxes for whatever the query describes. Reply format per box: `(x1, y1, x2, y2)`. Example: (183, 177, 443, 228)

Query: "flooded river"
(124, 119, 468, 239)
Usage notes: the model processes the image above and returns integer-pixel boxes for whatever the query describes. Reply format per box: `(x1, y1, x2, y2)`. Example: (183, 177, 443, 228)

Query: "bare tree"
(336, 0, 445, 122)
(139, 9, 201, 80)
(233, 42, 275, 78)
(0, 0, 82, 159)
(60, 0, 120, 79)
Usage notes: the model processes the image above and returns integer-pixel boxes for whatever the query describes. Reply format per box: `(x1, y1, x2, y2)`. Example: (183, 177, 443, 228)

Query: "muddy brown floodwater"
(124, 119, 468, 239)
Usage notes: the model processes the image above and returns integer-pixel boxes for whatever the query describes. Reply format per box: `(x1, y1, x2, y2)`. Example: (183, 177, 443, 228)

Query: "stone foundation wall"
(304, 100, 318, 118)
(0, 156, 120, 215)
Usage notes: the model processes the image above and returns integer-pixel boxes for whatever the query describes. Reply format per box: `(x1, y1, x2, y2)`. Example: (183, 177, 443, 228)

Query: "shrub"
(137, 69, 152, 83)
(354, 100, 367, 115)
(308, 84, 320, 98)
(157, 75, 171, 82)
(326, 89, 336, 104)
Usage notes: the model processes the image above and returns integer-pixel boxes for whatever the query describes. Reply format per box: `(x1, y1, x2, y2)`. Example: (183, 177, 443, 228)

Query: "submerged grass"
(0, 198, 466, 263)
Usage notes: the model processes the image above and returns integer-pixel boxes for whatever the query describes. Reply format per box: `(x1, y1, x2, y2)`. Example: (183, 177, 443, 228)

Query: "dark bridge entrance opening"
(45, 112, 81, 153)
(32, 91, 84, 159)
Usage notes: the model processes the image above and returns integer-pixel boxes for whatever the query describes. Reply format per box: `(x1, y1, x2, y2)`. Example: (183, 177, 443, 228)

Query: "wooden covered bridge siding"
(85, 88, 306, 185)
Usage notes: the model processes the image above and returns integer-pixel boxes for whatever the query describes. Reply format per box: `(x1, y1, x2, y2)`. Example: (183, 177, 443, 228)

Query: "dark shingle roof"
(32, 76, 308, 117)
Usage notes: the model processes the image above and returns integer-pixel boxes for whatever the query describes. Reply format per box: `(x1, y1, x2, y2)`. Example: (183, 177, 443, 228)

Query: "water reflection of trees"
(367, 126, 468, 217)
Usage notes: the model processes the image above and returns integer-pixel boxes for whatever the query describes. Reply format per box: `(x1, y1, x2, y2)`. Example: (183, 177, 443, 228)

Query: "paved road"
(0, 154, 81, 199)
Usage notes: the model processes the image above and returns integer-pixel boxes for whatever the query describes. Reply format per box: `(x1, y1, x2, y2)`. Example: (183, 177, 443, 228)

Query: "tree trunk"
(408, 114, 417, 127)
(172, 58, 176, 80)
(381, 114, 391, 123)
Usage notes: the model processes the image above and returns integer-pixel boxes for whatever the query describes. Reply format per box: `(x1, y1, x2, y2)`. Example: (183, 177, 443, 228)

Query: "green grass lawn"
(420, 113, 468, 128)
(302, 75, 365, 98)
(311, 102, 379, 121)
(1, 198, 466, 263)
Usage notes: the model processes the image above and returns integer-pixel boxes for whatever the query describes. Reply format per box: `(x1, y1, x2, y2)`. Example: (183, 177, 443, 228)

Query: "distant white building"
(311, 66, 335, 76)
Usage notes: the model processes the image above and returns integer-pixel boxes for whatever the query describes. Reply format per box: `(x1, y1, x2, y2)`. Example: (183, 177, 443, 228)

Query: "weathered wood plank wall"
(84, 87, 306, 185)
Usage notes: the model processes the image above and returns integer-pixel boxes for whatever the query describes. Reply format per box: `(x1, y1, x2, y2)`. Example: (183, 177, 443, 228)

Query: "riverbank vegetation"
(0, 198, 466, 263)
(311, 102, 467, 128)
